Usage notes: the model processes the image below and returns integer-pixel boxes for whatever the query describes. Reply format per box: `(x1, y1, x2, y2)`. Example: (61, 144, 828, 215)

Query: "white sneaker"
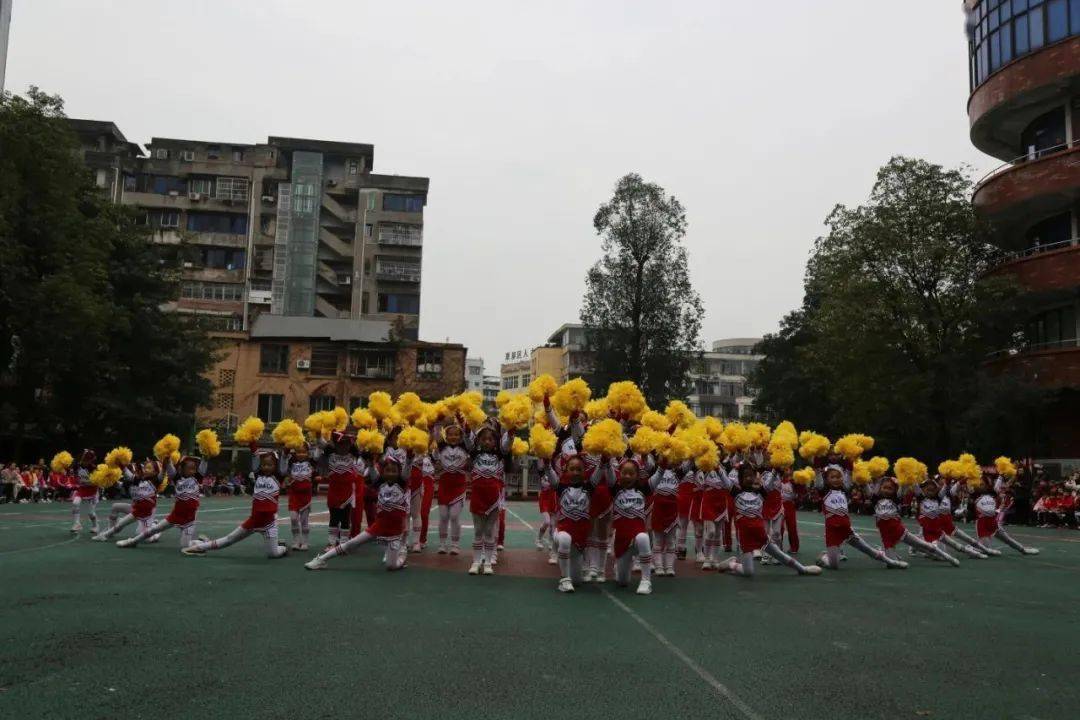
(490, 554, 498, 566)
(298, 543, 309, 551)
(558, 577, 575, 593)
(449, 544, 460, 555)
(535, 539, 545, 550)
(583, 569, 597, 583)
(70, 524, 82, 534)
(437, 543, 448, 554)
(981, 546, 1002, 556)
(482, 562, 494, 575)
(664, 567, 675, 577)
(304, 556, 327, 570)
(547, 552, 557, 565)
(496, 544, 504, 551)
(1023, 547, 1040, 555)
(90, 533, 107, 542)
(636, 579, 653, 595)
(181, 546, 205, 556)
(702, 561, 714, 571)
(947, 555, 961, 567)
(594, 572, 606, 584)
(801, 565, 823, 576)
(146, 535, 159, 544)
(631, 559, 641, 573)
(695, 551, 706, 563)
(115, 538, 135, 548)
(468, 562, 481, 575)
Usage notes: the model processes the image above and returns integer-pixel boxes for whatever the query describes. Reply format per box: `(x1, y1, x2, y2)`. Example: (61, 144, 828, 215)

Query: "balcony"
(378, 225, 423, 247)
(972, 141, 1080, 232)
(375, 261, 421, 283)
(987, 238, 1080, 292)
(986, 340, 1080, 389)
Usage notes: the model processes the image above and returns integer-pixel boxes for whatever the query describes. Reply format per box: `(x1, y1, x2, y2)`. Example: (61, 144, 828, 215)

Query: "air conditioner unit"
(339, 276, 352, 285)
(296, 359, 311, 370)
(168, 190, 180, 197)
(181, 151, 195, 162)
(189, 192, 201, 201)
(182, 262, 193, 268)
(326, 179, 337, 187)
(261, 195, 276, 203)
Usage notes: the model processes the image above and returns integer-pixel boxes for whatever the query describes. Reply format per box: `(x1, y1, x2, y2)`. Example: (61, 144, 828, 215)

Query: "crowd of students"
(0, 461, 249, 504)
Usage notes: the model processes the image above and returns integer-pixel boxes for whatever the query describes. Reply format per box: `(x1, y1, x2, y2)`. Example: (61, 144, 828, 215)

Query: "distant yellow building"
(499, 323, 595, 393)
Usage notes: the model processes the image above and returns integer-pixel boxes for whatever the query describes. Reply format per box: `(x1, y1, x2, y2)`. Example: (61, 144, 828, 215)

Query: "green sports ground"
(1, 498, 1077, 720)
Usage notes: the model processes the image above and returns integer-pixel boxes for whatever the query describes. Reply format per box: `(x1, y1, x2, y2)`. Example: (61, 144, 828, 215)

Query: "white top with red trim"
(873, 497, 900, 521)
(734, 490, 763, 519)
(433, 445, 470, 475)
(974, 493, 998, 518)
(174, 476, 200, 502)
(251, 473, 280, 513)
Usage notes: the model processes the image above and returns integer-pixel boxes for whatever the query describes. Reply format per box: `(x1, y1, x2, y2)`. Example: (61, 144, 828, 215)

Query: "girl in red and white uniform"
(407, 449, 435, 553)
(70, 450, 101, 535)
(93, 460, 163, 543)
(913, 479, 986, 559)
(607, 458, 654, 594)
(676, 466, 704, 562)
(939, 480, 991, 554)
(321, 432, 362, 551)
(971, 474, 1039, 556)
(759, 468, 786, 565)
(699, 465, 734, 570)
(306, 453, 412, 571)
(545, 453, 605, 592)
(467, 423, 512, 575)
(118, 455, 205, 549)
(283, 443, 320, 551)
(725, 463, 820, 577)
(778, 472, 800, 554)
(815, 464, 906, 570)
(536, 465, 558, 559)
(868, 477, 958, 566)
(432, 422, 470, 554)
(649, 459, 687, 577)
(182, 450, 287, 559)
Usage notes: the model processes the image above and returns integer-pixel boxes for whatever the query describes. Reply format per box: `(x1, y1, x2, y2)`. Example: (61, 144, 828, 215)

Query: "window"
(469, 365, 482, 376)
(502, 375, 519, 390)
(417, 349, 443, 376)
(309, 343, 339, 376)
(366, 193, 377, 211)
(361, 292, 370, 314)
(189, 177, 213, 195)
(968, 0, 1080, 90)
(215, 177, 249, 202)
(1048, 0, 1069, 41)
(1027, 304, 1077, 348)
(347, 159, 359, 175)
(123, 175, 137, 192)
(196, 247, 246, 270)
(187, 212, 248, 235)
(259, 343, 289, 373)
(382, 194, 424, 213)
(142, 175, 187, 195)
(377, 293, 420, 314)
(232, 149, 244, 162)
(309, 395, 336, 413)
(364, 223, 373, 238)
(207, 145, 221, 160)
(186, 314, 242, 332)
(1024, 212, 1073, 251)
(1021, 106, 1066, 158)
(159, 210, 180, 228)
(349, 351, 395, 379)
(154, 148, 169, 160)
(257, 394, 284, 424)
(180, 281, 244, 302)
(181, 150, 195, 162)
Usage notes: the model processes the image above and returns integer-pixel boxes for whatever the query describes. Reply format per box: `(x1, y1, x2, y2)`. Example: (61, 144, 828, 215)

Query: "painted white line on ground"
(602, 588, 763, 720)
(505, 506, 535, 531)
(0, 537, 79, 556)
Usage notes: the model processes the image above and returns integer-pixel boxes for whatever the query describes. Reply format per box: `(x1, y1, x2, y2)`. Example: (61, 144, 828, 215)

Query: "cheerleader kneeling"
(726, 464, 821, 577)
(609, 458, 654, 595)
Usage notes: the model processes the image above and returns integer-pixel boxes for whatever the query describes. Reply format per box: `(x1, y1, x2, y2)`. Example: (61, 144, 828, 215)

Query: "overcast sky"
(5, 0, 991, 373)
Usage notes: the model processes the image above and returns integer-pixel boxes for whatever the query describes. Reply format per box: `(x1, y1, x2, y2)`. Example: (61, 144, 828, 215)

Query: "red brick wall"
(986, 346, 1080, 389)
(968, 35, 1080, 126)
(973, 147, 1080, 217)
(987, 244, 1080, 292)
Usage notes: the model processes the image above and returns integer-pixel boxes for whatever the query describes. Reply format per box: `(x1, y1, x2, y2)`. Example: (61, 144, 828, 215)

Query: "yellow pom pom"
(640, 410, 670, 432)
(529, 424, 557, 459)
(629, 427, 661, 455)
(527, 374, 559, 404)
(304, 411, 335, 440)
(272, 419, 306, 450)
(798, 432, 830, 461)
(584, 398, 610, 421)
(833, 434, 867, 461)
(746, 422, 772, 448)
(552, 378, 592, 416)
(958, 453, 977, 466)
(664, 400, 695, 430)
(772, 421, 799, 449)
(495, 391, 513, 409)
(792, 468, 815, 486)
(351, 408, 377, 431)
(719, 422, 751, 454)
(104, 446, 133, 468)
(994, 456, 1017, 478)
(852, 460, 871, 485)
(675, 424, 712, 459)
(511, 437, 528, 457)
(90, 463, 122, 489)
(394, 393, 425, 424)
(464, 405, 488, 430)
(767, 439, 795, 469)
(498, 394, 533, 431)
(154, 433, 181, 460)
(894, 457, 927, 487)
(368, 391, 393, 421)
(355, 429, 385, 454)
(50, 451, 73, 474)
(700, 416, 724, 443)
(398, 426, 430, 455)
(867, 456, 890, 480)
(582, 419, 627, 457)
(233, 417, 266, 444)
(461, 391, 483, 408)
(606, 381, 647, 420)
(694, 440, 720, 472)
(656, 435, 691, 465)
(330, 406, 348, 432)
(195, 430, 221, 458)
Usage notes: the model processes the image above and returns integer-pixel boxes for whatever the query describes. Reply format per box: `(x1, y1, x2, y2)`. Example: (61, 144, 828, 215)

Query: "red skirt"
(676, 483, 695, 519)
(469, 477, 501, 516)
(288, 481, 312, 512)
(976, 516, 998, 538)
(326, 477, 355, 509)
(538, 487, 557, 514)
(734, 515, 767, 552)
(876, 517, 906, 549)
(368, 509, 407, 538)
(438, 472, 467, 506)
(557, 517, 591, 550)
(762, 491, 783, 521)
(75, 486, 98, 499)
(165, 498, 199, 527)
(918, 515, 944, 542)
(132, 498, 156, 519)
(651, 495, 678, 534)
(612, 516, 647, 558)
(590, 483, 612, 519)
(701, 488, 729, 523)
(691, 489, 704, 522)
(939, 514, 957, 536)
(824, 514, 854, 547)
(241, 510, 277, 531)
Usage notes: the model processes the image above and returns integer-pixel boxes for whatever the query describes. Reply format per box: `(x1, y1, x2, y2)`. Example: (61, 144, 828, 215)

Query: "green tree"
(581, 173, 703, 407)
(752, 157, 1037, 459)
(0, 88, 214, 459)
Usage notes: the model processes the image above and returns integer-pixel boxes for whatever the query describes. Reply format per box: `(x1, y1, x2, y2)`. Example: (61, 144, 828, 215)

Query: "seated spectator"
(228, 473, 244, 496)
(1, 463, 18, 504)
(200, 474, 215, 497)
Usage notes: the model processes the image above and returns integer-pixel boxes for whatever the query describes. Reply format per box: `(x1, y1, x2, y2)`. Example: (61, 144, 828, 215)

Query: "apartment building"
(465, 357, 485, 393)
(686, 338, 764, 421)
(68, 122, 428, 338)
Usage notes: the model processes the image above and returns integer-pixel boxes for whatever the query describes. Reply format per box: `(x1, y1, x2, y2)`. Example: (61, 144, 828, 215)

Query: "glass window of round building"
(967, 0, 1080, 90)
